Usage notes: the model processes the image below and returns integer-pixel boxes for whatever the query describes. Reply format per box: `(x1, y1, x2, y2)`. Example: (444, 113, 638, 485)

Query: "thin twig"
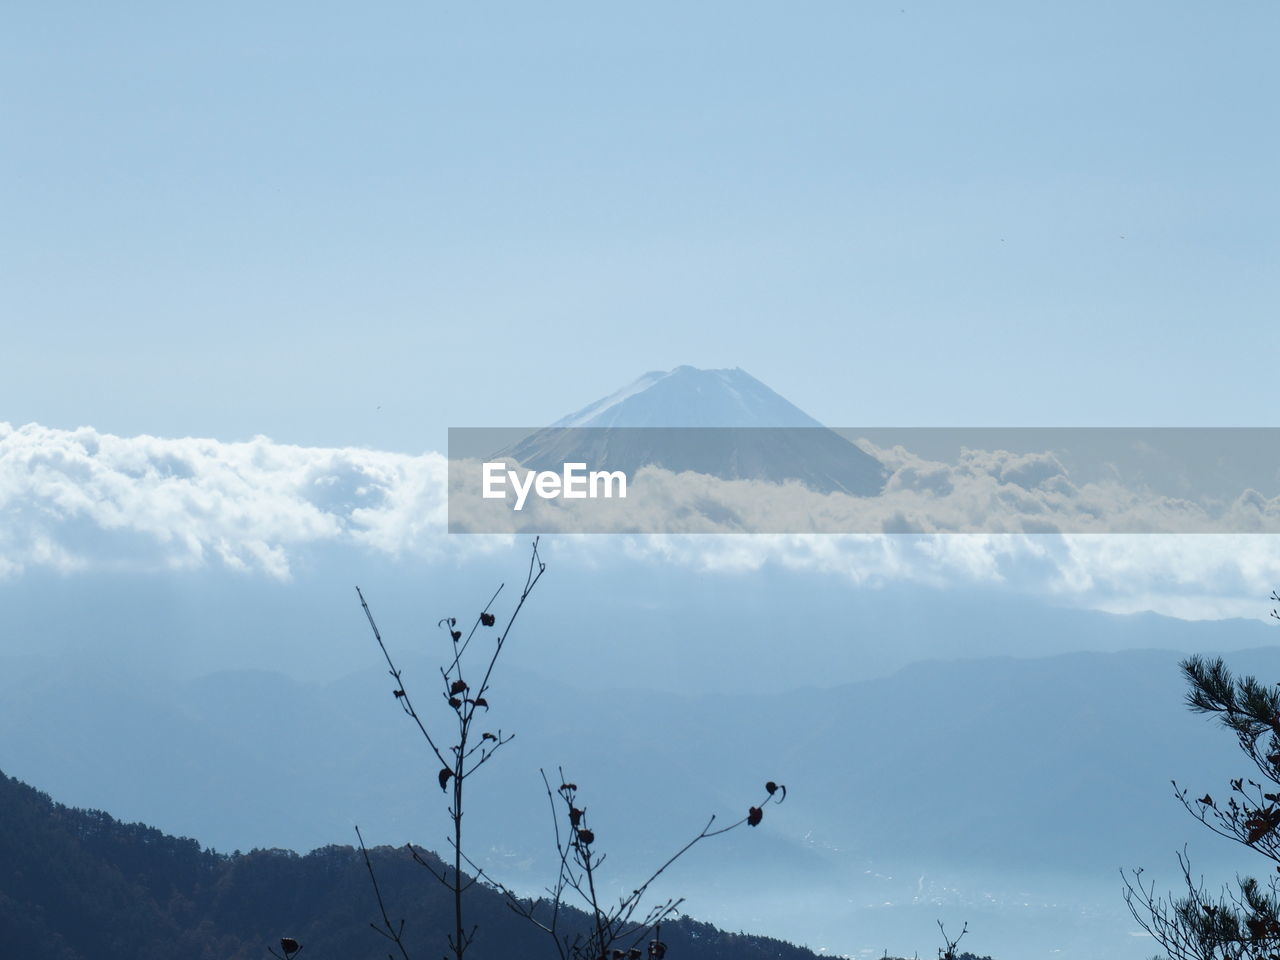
(356, 825, 413, 960)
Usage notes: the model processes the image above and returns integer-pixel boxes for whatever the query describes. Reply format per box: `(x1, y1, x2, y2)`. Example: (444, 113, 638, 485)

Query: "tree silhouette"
(352, 540, 793, 960)
(1123, 591, 1280, 959)
(355, 538, 546, 959)
(481, 769, 787, 960)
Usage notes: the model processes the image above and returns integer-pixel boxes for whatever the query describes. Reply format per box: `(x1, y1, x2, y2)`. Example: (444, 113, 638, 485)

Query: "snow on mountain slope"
(550, 366, 825, 429)
(550, 369, 672, 427)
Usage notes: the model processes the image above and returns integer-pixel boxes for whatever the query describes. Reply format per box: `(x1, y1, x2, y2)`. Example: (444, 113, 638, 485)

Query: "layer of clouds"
(450, 441, 1280, 535)
(4, 423, 1280, 620)
(598, 532, 1280, 620)
(0, 422, 479, 579)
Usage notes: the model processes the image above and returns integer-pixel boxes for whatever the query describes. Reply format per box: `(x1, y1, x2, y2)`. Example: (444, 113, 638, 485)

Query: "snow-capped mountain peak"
(550, 366, 825, 429)
(505, 366, 885, 496)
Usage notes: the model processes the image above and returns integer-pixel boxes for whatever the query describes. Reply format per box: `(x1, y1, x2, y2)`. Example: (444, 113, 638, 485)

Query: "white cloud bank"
(450, 441, 1280, 536)
(3, 422, 1280, 620)
(0, 422, 467, 579)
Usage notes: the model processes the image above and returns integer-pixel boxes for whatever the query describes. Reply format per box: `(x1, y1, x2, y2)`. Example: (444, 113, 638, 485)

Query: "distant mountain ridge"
(504, 366, 887, 495)
(2, 632, 1275, 957)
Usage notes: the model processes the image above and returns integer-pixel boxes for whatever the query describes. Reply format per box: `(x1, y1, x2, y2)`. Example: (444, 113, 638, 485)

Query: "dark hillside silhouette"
(0, 769, 827, 960)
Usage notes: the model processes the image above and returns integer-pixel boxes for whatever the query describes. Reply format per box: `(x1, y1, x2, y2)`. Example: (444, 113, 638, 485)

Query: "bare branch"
(356, 826, 413, 960)
(355, 539, 546, 960)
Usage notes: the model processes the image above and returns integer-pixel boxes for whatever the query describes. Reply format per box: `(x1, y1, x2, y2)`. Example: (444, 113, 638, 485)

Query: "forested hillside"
(0, 769, 835, 960)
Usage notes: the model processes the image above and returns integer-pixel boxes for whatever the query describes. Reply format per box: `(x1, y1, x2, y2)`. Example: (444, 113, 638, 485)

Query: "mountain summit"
(551, 366, 826, 429)
(503, 366, 886, 496)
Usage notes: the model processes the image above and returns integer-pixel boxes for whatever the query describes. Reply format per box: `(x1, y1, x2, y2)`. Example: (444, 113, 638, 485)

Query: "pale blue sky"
(3, 2, 1277, 451)
(3, 15, 1279, 954)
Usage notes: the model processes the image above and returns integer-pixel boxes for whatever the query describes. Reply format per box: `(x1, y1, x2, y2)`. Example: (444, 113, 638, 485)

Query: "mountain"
(550, 367, 825, 429)
(499, 366, 887, 496)
(0, 768, 831, 960)
(3, 628, 1275, 958)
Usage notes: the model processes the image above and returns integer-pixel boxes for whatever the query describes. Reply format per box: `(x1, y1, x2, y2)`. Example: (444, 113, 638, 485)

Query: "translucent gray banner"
(447, 427, 1280, 534)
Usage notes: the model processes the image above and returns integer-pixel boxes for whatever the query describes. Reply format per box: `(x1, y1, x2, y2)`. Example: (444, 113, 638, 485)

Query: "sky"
(3, 2, 1278, 454)
(4, 12, 1280, 955)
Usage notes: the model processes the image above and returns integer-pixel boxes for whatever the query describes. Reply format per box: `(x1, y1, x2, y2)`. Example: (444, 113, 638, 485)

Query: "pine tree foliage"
(1125, 612, 1280, 960)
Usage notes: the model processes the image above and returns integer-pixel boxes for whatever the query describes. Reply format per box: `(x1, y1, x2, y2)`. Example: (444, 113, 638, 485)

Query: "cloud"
(4, 422, 1280, 622)
(448, 440, 1280, 536)
(0, 422, 495, 579)
(598, 531, 1280, 619)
